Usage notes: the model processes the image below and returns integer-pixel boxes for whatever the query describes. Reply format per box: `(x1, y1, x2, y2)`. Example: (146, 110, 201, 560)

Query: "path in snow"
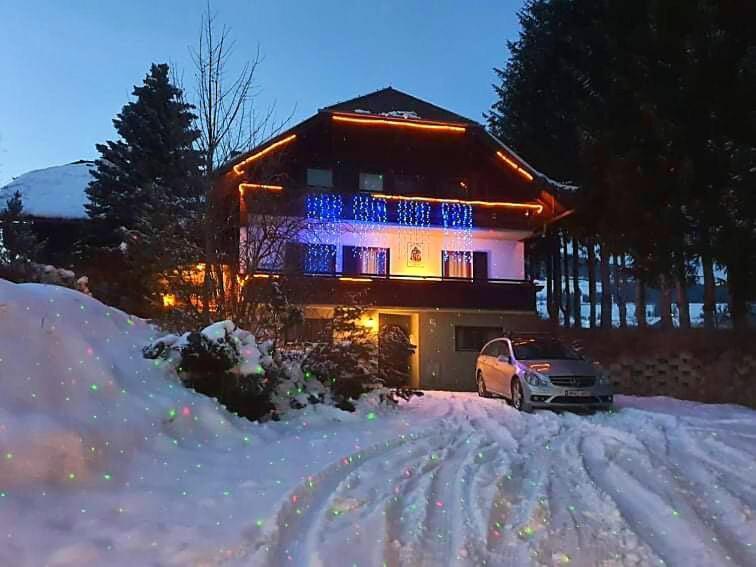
(247, 393, 756, 567)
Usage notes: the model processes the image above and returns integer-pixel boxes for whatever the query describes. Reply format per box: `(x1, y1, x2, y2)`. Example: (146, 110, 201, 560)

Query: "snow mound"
(0, 279, 240, 491)
(0, 161, 93, 219)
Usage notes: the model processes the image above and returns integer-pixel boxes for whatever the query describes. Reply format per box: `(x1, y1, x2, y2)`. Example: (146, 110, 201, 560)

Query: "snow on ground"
(1, 279, 755, 566)
(0, 161, 93, 219)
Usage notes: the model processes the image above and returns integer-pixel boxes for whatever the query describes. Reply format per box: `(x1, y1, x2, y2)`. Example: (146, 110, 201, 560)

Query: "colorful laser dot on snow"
(181, 406, 191, 417)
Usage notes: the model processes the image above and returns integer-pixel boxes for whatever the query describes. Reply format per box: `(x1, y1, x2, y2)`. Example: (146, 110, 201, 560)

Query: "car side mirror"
(497, 354, 512, 364)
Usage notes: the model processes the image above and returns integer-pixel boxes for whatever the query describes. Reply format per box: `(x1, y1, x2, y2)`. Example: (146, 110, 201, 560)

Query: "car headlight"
(598, 372, 611, 385)
(523, 370, 550, 387)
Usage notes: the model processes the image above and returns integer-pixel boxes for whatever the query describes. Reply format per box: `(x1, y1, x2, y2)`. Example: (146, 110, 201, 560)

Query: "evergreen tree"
(0, 191, 43, 266)
(84, 63, 203, 311)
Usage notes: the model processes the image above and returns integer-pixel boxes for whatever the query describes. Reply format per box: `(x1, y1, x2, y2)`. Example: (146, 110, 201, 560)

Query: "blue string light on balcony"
(351, 194, 388, 259)
(441, 202, 474, 263)
(352, 194, 388, 224)
(305, 193, 344, 223)
(397, 200, 431, 227)
(305, 193, 343, 269)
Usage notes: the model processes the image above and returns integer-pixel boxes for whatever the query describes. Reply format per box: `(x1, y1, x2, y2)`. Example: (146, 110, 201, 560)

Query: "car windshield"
(511, 338, 581, 360)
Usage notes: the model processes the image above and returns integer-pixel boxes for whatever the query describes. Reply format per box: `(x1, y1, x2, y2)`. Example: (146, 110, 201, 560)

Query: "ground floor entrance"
(299, 306, 545, 391)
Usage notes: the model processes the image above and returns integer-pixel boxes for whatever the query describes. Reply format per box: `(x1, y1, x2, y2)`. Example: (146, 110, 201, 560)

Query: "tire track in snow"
(230, 393, 754, 567)
(257, 429, 436, 566)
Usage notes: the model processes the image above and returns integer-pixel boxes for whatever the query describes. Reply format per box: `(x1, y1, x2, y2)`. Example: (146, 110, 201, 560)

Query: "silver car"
(475, 335, 613, 412)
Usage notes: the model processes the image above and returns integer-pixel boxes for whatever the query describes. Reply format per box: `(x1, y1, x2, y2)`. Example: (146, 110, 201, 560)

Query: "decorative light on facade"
(496, 151, 535, 182)
(397, 200, 431, 228)
(352, 194, 388, 224)
(232, 134, 297, 175)
(306, 193, 344, 223)
(373, 193, 543, 214)
(305, 193, 344, 271)
(332, 114, 466, 133)
(351, 194, 388, 256)
(442, 202, 474, 266)
(238, 183, 284, 193)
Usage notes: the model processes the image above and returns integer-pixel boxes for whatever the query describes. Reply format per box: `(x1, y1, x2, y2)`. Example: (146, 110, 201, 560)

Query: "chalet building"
(216, 88, 568, 390)
(0, 160, 93, 267)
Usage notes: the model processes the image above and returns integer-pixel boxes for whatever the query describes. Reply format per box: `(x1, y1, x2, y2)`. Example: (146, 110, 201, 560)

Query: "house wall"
(244, 221, 529, 279)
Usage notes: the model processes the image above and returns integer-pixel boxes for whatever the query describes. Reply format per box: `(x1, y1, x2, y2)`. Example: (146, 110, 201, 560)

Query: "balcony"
(252, 272, 537, 311)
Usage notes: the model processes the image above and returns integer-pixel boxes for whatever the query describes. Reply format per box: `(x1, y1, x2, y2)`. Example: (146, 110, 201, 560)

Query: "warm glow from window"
(239, 183, 284, 193)
(332, 114, 466, 133)
(162, 294, 176, 308)
(496, 151, 535, 182)
(372, 193, 543, 214)
(232, 134, 297, 175)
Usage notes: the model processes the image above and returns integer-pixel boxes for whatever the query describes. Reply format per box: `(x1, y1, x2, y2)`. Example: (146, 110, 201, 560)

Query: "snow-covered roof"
(0, 160, 93, 220)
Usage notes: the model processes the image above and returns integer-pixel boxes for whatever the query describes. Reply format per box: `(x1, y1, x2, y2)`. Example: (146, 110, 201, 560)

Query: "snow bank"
(0, 161, 93, 219)
(0, 280, 243, 491)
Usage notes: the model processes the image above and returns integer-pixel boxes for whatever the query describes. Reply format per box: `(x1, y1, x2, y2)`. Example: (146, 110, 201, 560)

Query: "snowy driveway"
(242, 393, 756, 567)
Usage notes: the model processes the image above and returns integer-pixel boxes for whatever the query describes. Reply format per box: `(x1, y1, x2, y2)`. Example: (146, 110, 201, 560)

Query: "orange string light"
(238, 183, 284, 194)
(332, 114, 466, 133)
(496, 151, 534, 182)
(232, 134, 297, 175)
(339, 277, 373, 282)
(372, 193, 543, 214)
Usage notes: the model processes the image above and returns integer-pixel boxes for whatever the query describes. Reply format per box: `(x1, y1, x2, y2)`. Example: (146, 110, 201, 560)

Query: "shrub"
(144, 320, 326, 421)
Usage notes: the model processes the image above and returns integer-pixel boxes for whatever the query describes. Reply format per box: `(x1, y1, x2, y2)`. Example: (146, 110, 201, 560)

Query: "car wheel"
(511, 377, 531, 412)
(477, 370, 491, 398)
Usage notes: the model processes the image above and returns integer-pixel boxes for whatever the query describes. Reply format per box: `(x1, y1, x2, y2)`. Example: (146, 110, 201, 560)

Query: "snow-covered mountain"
(0, 160, 93, 219)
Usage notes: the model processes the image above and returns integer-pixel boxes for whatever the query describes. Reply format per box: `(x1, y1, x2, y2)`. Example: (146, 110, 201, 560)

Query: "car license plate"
(566, 390, 592, 397)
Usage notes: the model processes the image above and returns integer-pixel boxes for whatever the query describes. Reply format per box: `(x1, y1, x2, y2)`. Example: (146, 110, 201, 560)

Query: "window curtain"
(443, 251, 472, 279)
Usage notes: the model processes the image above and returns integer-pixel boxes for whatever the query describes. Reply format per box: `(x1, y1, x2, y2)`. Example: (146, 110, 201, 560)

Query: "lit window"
(343, 246, 388, 276)
(306, 168, 333, 188)
(359, 173, 383, 192)
(442, 251, 472, 279)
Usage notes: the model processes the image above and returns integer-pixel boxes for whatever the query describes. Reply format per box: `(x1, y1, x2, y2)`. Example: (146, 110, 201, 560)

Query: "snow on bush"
(144, 320, 330, 421)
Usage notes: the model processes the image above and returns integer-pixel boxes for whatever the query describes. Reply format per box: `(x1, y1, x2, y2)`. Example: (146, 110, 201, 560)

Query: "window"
(481, 340, 503, 357)
(455, 326, 503, 352)
(304, 243, 337, 274)
(359, 172, 383, 192)
(442, 251, 473, 279)
(306, 168, 333, 188)
(343, 246, 389, 276)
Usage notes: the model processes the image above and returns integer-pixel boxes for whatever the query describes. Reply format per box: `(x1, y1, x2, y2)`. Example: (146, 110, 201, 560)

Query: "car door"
(499, 340, 515, 397)
(492, 340, 516, 397)
(478, 340, 499, 391)
(486, 340, 509, 394)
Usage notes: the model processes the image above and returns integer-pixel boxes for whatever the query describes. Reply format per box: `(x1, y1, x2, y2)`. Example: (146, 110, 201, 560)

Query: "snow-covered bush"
(143, 320, 328, 421)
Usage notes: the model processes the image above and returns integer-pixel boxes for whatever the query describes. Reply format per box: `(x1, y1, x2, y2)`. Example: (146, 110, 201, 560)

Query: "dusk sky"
(0, 1, 525, 184)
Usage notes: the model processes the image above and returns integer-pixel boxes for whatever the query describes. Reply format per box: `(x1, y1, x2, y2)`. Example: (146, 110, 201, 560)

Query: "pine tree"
(84, 63, 203, 311)
(0, 191, 43, 266)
